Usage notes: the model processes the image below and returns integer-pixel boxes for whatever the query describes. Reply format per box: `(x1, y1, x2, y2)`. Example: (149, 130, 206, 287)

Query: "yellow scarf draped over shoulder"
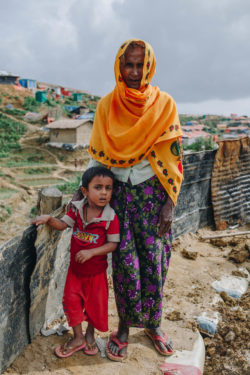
(89, 39, 183, 205)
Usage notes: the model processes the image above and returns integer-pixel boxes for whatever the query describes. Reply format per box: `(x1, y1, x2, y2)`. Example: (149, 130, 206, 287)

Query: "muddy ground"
(2, 224, 249, 375)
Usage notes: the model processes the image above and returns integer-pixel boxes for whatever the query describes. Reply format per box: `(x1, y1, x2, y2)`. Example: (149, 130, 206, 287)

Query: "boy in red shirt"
(32, 167, 119, 358)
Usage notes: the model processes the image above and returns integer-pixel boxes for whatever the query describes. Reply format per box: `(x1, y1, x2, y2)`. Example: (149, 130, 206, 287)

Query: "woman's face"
(120, 46, 145, 89)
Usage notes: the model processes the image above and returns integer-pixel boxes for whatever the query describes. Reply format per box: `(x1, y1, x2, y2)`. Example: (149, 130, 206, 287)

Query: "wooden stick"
(201, 231, 250, 240)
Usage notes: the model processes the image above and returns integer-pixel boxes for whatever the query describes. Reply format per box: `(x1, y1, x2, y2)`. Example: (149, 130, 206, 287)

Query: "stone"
(224, 331, 235, 342)
(244, 240, 250, 251)
(220, 291, 236, 305)
(228, 247, 249, 263)
(210, 238, 228, 247)
(0, 226, 37, 373)
(166, 310, 182, 321)
(232, 269, 248, 278)
(207, 347, 216, 356)
(181, 248, 198, 260)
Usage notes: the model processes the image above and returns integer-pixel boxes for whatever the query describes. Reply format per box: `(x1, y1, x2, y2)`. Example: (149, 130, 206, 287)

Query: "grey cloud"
(0, 0, 249, 104)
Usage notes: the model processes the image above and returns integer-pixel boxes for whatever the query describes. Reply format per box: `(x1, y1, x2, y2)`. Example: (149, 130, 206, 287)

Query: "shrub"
(30, 206, 38, 218)
(27, 167, 51, 174)
(5, 108, 26, 116)
(183, 137, 216, 152)
(0, 205, 12, 222)
(0, 113, 26, 156)
(23, 96, 40, 112)
(45, 98, 57, 107)
(57, 176, 81, 194)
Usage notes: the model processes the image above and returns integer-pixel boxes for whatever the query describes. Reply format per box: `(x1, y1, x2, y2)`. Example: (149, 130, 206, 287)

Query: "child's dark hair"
(81, 167, 115, 189)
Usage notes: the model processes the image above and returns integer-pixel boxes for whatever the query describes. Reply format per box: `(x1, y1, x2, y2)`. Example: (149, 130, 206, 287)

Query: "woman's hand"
(157, 196, 175, 237)
(75, 250, 92, 264)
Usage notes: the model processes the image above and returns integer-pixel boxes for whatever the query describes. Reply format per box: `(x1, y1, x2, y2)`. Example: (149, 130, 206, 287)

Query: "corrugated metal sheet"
(211, 137, 250, 230)
(172, 150, 216, 238)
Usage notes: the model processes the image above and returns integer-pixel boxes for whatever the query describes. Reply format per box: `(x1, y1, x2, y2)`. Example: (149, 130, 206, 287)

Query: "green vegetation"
(0, 205, 12, 222)
(4, 108, 26, 117)
(23, 96, 40, 112)
(0, 113, 26, 157)
(57, 176, 81, 194)
(45, 98, 57, 107)
(27, 167, 51, 174)
(183, 137, 216, 152)
(30, 206, 38, 218)
(179, 115, 203, 126)
(0, 96, 2, 105)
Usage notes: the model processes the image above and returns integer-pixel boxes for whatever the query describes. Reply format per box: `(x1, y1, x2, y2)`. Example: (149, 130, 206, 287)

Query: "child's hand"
(31, 215, 51, 226)
(75, 250, 92, 264)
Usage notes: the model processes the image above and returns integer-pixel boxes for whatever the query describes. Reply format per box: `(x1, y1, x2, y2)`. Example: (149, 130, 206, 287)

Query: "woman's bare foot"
(145, 327, 174, 355)
(107, 320, 129, 357)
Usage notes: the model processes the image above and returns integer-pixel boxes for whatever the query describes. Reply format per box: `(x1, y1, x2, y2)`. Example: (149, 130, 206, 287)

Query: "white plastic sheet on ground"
(212, 275, 248, 299)
(41, 322, 70, 336)
(160, 331, 205, 375)
(195, 311, 220, 336)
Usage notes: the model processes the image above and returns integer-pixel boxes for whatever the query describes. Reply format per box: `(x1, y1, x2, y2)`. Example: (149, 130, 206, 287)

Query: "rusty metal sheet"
(211, 137, 250, 230)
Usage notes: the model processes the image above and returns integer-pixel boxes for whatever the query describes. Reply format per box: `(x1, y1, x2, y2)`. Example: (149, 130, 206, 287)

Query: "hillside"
(0, 84, 98, 242)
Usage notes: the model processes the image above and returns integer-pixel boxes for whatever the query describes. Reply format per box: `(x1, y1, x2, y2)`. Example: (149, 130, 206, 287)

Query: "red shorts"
(62, 267, 108, 331)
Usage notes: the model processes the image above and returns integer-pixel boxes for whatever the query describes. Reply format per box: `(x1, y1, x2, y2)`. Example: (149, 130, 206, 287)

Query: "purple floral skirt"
(111, 176, 172, 329)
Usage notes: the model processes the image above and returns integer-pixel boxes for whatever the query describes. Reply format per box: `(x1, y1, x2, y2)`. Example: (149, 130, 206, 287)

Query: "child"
(32, 167, 119, 358)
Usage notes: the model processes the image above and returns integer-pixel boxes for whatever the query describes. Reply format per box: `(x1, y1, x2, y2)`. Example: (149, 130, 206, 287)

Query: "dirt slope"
(3, 225, 250, 375)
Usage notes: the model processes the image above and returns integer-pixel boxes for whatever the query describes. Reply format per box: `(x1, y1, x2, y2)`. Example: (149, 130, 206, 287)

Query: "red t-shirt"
(62, 199, 120, 276)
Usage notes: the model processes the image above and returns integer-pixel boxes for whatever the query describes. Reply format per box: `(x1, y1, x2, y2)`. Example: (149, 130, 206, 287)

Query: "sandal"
(145, 329, 174, 356)
(54, 339, 86, 358)
(83, 345, 99, 356)
(82, 332, 98, 356)
(106, 331, 128, 362)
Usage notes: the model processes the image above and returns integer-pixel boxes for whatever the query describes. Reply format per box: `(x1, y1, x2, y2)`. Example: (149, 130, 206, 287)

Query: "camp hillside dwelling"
(19, 78, 37, 90)
(0, 70, 19, 85)
(46, 119, 93, 146)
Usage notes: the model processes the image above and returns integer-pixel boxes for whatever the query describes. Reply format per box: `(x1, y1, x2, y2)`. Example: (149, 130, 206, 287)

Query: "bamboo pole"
(201, 231, 250, 240)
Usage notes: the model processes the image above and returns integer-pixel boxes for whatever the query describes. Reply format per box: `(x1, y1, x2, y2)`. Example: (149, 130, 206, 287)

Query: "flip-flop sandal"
(82, 332, 98, 355)
(54, 340, 86, 358)
(83, 345, 99, 356)
(106, 331, 128, 362)
(144, 329, 174, 356)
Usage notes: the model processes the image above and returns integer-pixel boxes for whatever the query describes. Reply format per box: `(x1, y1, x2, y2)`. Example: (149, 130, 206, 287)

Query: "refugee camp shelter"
(77, 111, 95, 120)
(19, 79, 37, 90)
(35, 91, 47, 103)
(46, 119, 93, 145)
(73, 93, 83, 102)
(0, 71, 19, 85)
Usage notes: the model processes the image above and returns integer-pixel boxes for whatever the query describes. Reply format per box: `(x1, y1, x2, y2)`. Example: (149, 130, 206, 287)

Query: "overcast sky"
(1, 0, 250, 115)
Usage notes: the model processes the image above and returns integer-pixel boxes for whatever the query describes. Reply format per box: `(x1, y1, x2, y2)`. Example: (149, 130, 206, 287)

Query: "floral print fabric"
(111, 176, 172, 329)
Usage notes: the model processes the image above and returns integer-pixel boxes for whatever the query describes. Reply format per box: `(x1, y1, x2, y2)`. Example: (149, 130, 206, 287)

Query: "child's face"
(81, 175, 113, 208)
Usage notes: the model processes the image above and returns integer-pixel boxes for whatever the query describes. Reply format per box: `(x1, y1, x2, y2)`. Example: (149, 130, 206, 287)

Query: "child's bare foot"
(55, 333, 86, 358)
(83, 324, 98, 356)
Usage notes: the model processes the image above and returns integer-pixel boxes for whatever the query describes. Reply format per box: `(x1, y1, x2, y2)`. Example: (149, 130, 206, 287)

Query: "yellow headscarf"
(88, 39, 183, 205)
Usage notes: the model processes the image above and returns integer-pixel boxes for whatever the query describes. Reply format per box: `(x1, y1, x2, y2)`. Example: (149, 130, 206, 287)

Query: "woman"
(88, 39, 183, 361)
